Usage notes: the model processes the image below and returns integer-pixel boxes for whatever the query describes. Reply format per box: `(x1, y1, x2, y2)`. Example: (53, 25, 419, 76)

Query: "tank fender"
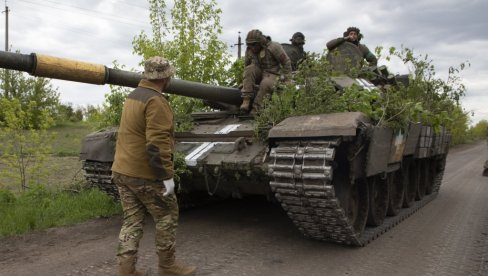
(268, 112, 371, 139)
(80, 128, 117, 162)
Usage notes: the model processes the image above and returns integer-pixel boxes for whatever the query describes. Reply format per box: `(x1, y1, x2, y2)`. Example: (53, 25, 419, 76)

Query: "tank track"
(268, 140, 445, 246)
(81, 160, 217, 209)
(82, 161, 119, 201)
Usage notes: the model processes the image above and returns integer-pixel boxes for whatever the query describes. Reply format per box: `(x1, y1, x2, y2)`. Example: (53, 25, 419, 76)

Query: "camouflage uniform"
(114, 173, 178, 255)
(240, 29, 292, 113)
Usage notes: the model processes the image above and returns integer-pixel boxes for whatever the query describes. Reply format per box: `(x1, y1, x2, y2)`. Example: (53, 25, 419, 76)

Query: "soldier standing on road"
(240, 29, 292, 114)
(111, 57, 196, 276)
(326, 26, 378, 67)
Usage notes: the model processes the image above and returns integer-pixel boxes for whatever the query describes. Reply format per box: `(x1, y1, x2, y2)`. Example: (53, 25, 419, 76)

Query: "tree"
(130, 0, 231, 130)
(56, 103, 84, 123)
(469, 120, 488, 140)
(0, 98, 54, 191)
(90, 62, 131, 128)
(0, 69, 60, 129)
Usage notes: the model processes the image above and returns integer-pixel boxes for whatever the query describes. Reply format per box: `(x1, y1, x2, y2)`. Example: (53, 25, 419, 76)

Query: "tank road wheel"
(403, 159, 419, 208)
(344, 179, 369, 235)
(366, 176, 389, 226)
(387, 170, 404, 216)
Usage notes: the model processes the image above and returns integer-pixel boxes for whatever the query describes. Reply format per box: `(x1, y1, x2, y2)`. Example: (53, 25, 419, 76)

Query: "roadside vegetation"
(0, 0, 486, 237)
(0, 186, 121, 236)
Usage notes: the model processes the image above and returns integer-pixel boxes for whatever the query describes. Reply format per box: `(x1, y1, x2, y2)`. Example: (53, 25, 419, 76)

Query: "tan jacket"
(112, 79, 175, 181)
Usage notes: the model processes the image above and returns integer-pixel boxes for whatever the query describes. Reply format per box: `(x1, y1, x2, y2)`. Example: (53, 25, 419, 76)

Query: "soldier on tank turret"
(240, 29, 292, 114)
(282, 32, 307, 71)
(327, 26, 378, 67)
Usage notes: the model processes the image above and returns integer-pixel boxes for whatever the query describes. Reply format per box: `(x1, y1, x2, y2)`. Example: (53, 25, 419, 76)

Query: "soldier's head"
(290, 32, 305, 46)
(246, 29, 266, 54)
(343, 26, 362, 42)
(143, 56, 175, 89)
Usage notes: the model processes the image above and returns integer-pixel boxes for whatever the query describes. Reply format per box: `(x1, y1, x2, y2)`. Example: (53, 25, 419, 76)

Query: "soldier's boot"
(239, 96, 252, 112)
(157, 247, 196, 276)
(117, 255, 148, 276)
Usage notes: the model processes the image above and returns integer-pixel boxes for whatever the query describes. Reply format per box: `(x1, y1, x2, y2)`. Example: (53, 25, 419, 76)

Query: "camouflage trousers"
(241, 64, 279, 110)
(113, 172, 179, 258)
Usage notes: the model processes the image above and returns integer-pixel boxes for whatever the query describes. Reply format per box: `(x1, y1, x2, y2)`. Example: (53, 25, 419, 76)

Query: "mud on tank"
(0, 49, 451, 246)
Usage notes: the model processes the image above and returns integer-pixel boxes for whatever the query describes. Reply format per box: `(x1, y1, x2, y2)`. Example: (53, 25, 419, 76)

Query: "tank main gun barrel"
(0, 51, 242, 105)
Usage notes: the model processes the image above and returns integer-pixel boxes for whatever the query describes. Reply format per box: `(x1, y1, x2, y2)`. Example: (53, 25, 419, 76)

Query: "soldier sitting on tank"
(282, 32, 307, 71)
(326, 26, 377, 68)
(240, 29, 292, 114)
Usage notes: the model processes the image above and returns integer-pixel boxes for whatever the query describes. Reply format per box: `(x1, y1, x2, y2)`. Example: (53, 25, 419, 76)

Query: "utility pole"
(3, 2, 8, 51)
(3, 1, 9, 97)
(234, 31, 243, 59)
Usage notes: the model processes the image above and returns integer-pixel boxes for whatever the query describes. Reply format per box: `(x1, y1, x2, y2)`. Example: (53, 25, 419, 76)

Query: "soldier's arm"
(360, 44, 378, 66)
(270, 43, 292, 78)
(145, 97, 175, 180)
(326, 37, 346, 51)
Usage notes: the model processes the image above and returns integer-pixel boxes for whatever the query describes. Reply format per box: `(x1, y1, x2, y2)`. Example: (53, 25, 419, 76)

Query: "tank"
(0, 49, 450, 246)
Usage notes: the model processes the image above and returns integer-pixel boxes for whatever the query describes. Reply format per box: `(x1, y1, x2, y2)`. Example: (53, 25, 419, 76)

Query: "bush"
(0, 189, 16, 204)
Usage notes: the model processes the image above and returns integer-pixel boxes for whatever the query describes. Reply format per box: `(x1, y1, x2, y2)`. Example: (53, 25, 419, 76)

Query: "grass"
(49, 122, 95, 156)
(0, 122, 122, 236)
(0, 122, 93, 192)
(0, 187, 121, 237)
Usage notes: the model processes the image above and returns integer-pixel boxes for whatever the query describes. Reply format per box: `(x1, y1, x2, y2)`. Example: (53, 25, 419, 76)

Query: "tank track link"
(268, 140, 445, 246)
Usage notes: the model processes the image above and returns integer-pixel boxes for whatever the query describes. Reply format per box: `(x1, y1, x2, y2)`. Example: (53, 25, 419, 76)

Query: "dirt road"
(1, 141, 487, 276)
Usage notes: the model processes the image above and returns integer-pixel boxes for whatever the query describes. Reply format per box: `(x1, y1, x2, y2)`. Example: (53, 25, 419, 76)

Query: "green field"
(0, 122, 94, 192)
(0, 122, 122, 236)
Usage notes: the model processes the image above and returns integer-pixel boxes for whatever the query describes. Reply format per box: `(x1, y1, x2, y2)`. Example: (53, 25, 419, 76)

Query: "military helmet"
(246, 29, 265, 45)
(290, 32, 305, 44)
(143, 56, 175, 80)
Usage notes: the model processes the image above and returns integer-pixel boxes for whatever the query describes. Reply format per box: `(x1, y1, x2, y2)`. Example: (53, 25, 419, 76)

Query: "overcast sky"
(1, 0, 486, 125)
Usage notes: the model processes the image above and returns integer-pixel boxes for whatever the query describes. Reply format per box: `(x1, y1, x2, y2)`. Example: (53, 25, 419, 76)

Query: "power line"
(105, 0, 149, 10)
(5, 5, 143, 53)
(16, 0, 149, 27)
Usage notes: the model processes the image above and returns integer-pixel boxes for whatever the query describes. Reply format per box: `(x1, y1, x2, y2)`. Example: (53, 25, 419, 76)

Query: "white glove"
(163, 178, 175, 196)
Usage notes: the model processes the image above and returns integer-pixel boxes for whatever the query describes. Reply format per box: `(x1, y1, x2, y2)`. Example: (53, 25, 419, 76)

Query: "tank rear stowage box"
(0, 50, 450, 246)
